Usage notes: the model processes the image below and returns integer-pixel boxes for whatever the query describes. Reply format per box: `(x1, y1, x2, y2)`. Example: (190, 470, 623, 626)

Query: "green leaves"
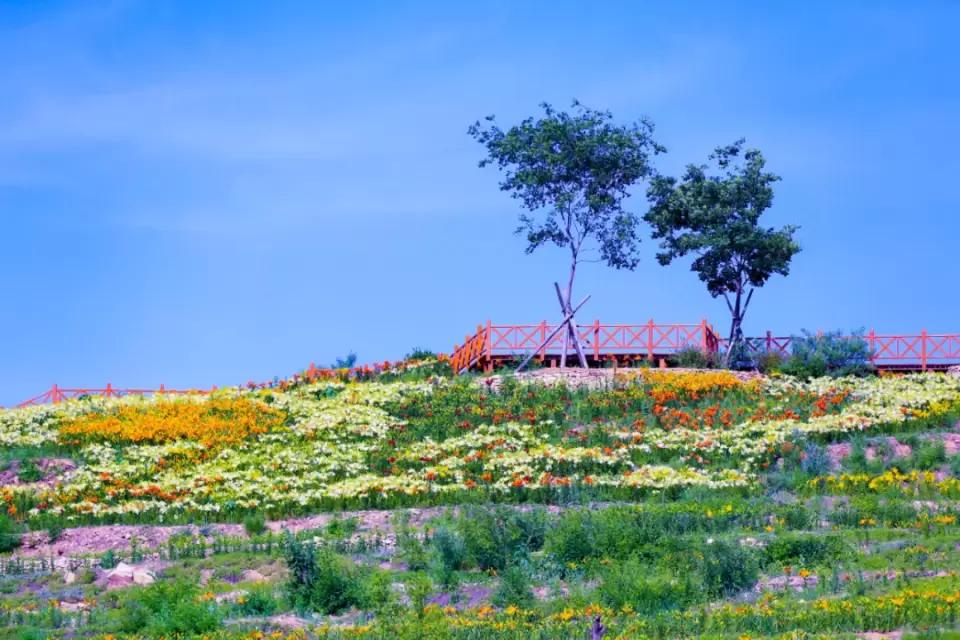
(645, 139, 799, 297)
(469, 101, 663, 270)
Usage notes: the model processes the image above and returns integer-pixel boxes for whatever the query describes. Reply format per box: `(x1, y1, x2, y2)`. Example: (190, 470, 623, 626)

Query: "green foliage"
(755, 350, 786, 374)
(492, 564, 534, 609)
(395, 514, 429, 571)
(764, 533, 847, 568)
(645, 139, 799, 356)
(429, 525, 466, 588)
(242, 512, 267, 537)
(282, 534, 368, 614)
(454, 506, 547, 571)
(112, 579, 222, 637)
(235, 584, 279, 616)
(699, 538, 759, 597)
(673, 346, 719, 369)
(0, 515, 21, 553)
(16, 460, 43, 483)
(405, 347, 436, 361)
(781, 330, 875, 379)
(469, 100, 663, 298)
(100, 549, 118, 569)
(405, 573, 433, 619)
(332, 352, 358, 369)
(800, 441, 833, 477)
(598, 557, 695, 614)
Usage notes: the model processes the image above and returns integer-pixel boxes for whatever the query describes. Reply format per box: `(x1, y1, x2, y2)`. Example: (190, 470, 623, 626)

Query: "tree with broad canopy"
(469, 101, 664, 367)
(644, 139, 800, 365)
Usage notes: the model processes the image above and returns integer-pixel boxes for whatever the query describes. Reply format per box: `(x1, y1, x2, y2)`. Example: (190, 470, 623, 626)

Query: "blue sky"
(2, 1, 959, 405)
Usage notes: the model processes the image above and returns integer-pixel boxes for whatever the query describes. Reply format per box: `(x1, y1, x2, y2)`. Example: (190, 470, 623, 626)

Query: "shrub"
(456, 506, 547, 571)
(781, 330, 874, 379)
(16, 460, 42, 483)
(800, 442, 833, 476)
(113, 579, 222, 636)
(429, 525, 466, 588)
(236, 585, 279, 616)
(673, 347, 718, 369)
(282, 534, 366, 614)
(406, 574, 433, 619)
(243, 512, 267, 537)
(699, 539, 759, 597)
(100, 549, 118, 569)
(544, 509, 595, 564)
(492, 564, 534, 609)
(405, 348, 436, 361)
(395, 516, 429, 571)
(755, 350, 786, 374)
(912, 440, 947, 470)
(0, 515, 21, 553)
(764, 533, 847, 568)
(598, 557, 695, 614)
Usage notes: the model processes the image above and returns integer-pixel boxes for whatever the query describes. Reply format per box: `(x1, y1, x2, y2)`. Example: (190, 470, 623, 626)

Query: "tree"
(644, 139, 800, 365)
(469, 101, 663, 367)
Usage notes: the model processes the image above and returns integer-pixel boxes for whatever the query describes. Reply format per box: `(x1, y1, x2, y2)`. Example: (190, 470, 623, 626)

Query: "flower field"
(1, 363, 960, 639)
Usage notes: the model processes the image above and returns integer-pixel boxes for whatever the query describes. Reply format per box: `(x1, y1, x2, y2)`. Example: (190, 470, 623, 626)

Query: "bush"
(0, 515, 21, 553)
(781, 330, 874, 379)
(673, 347, 718, 369)
(800, 442, 833, 476)
(492, 564, 534, 609)
(764, 533, 847, 568)
(243, 512, 267, 537)
(755, 350, 786, 374)
(113, 579, 222, 636)
(405, 347, 436, 361)
(395, 516, 429, 571)
(699, 539, 759, 597)
(598, 557, 695, 614)
(16, 460, 42, 483)
(429, 525, 466, 588)
(455, 506, 547, 571)
(282, 534, 367, 614)
(405, 574, 433, 619)
(544, 510, 595, 564)
(236, 585, 279, 616)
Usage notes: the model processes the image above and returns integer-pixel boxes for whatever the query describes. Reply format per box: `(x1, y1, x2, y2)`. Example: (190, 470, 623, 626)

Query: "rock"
(241, 569, 266, 583)
(132, 569, 155, 586)
(105, 562, 151, 589)
(63, 570, 76, 585)
(947, 365, 960, 378)
(107, 573, 133, 589)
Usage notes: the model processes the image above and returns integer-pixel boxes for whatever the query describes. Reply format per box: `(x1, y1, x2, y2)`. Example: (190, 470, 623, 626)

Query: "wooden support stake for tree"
(515, 295, 591, 373)
(554, 282, 589, 369)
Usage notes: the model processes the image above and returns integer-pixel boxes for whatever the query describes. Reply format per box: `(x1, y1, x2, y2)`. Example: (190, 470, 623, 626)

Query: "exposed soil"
(0, 457, 76, 486)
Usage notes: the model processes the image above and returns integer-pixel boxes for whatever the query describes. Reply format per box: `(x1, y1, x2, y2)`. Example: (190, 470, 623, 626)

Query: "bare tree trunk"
(559, 250, 577, 368)
(723, 285, 753, 368)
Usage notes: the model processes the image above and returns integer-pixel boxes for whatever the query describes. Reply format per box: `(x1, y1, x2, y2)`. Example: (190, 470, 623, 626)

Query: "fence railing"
(721, 330, 960, 370)
(452, 323, 960, 373)
(451, 320, 716, 373)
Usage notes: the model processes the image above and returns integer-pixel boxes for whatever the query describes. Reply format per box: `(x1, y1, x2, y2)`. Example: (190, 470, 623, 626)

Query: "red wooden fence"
(451, 320, 717, 373)
(451, 322, 960, 374)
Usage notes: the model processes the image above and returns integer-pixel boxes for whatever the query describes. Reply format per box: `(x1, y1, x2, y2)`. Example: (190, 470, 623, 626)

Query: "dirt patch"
(0, 457, 76, 487)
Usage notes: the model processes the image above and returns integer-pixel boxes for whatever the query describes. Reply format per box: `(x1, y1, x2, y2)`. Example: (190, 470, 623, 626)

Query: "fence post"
(51, 384, 60, 404)
(593, 320, 600, 361)
(484, 320, 493, 372)
(921, 328, 928, 372)
(766, 331, 772, 352)
(647, 319, 655, 361)
(868, 329, 876, 364)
